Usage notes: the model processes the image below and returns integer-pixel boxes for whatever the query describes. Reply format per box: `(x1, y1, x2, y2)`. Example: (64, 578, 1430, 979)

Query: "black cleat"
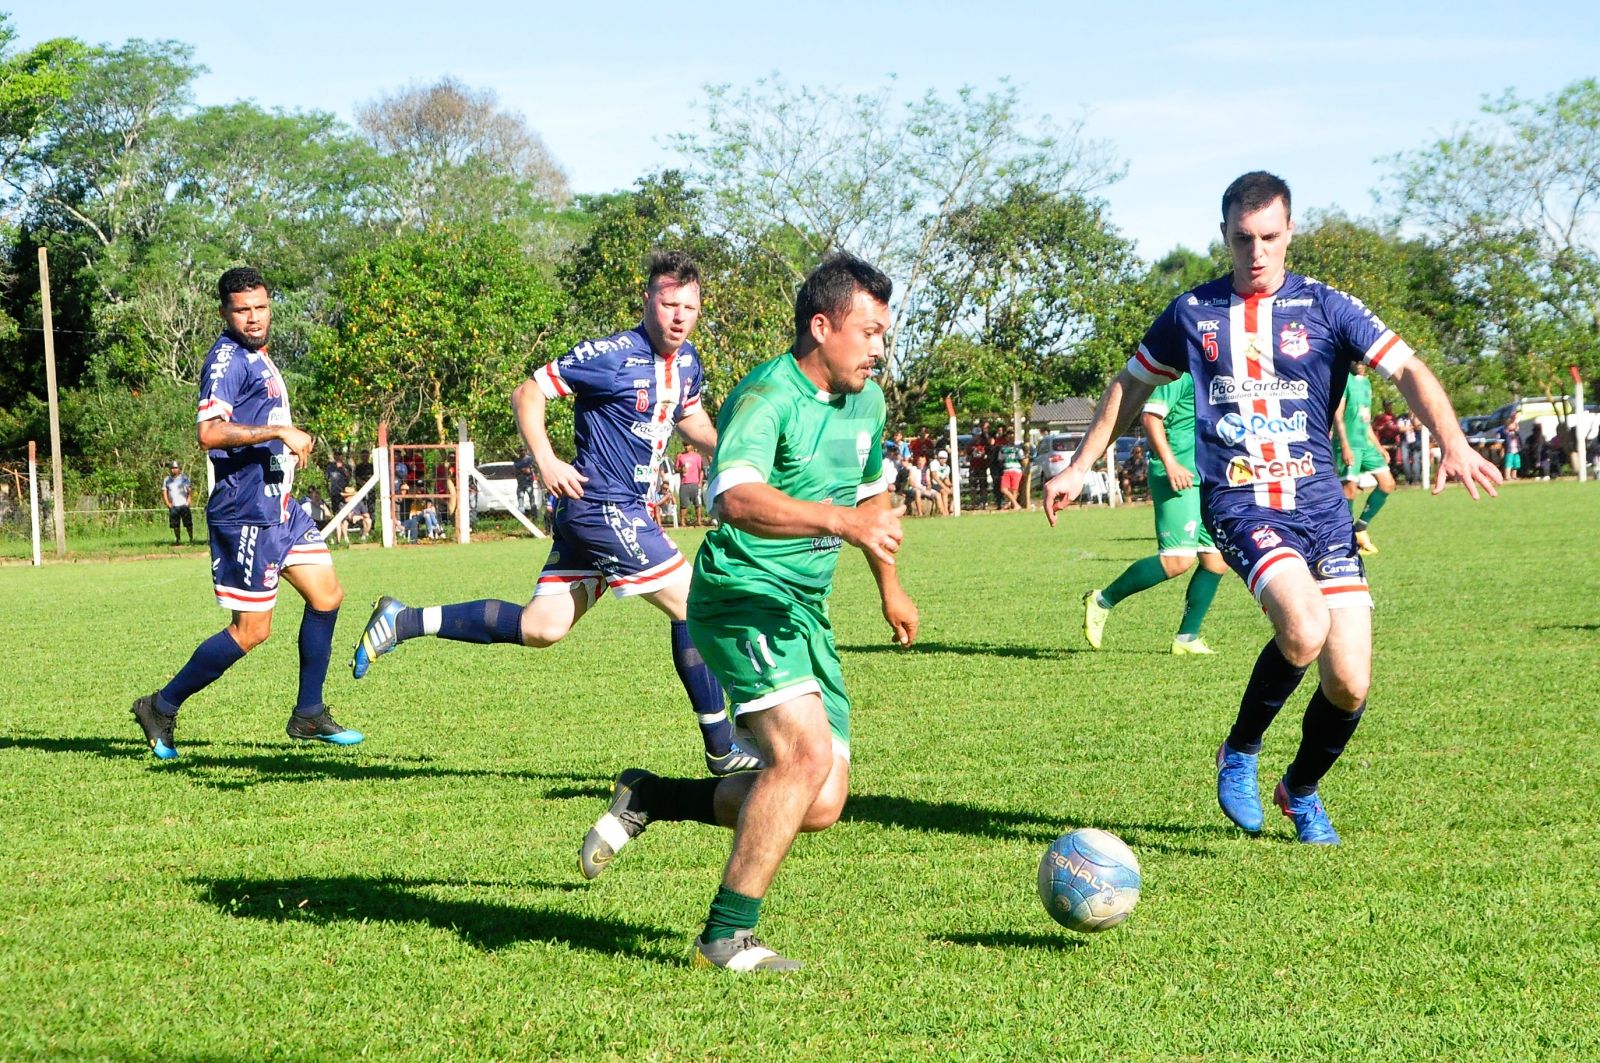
(286, 707, 364, 746)
(130, 694, 178, 760)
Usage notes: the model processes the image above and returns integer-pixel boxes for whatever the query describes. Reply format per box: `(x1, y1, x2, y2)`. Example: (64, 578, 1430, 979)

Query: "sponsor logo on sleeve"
(855, 431, 872, 469)
(1225, 453, 1316, 485)
(1209, 376, 1309, 405)
(623, 356, 652, 368)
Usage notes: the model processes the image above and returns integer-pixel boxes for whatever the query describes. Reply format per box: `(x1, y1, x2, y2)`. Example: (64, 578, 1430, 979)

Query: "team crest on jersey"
(1250, 526, 1283, 549)
(262, 562, 280, 590)
(1279, 322, 1310, 358)
(855, 432, 872, 469)
(1244, 338, 1264, 362)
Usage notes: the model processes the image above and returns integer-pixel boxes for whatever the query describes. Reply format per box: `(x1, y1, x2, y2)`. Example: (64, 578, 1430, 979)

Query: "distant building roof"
(1030, 398, 1096, 430)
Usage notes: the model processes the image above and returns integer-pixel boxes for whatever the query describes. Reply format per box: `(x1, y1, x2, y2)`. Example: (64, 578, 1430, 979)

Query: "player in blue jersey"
(1045, 172, 1500, 843)
(129, 268, 361, 760)
(351, 251, 760, 776)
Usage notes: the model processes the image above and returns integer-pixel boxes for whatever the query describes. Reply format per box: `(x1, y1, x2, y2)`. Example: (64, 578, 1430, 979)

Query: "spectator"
(514, 449, 537, 513)
(890, 429, 911, 461)
(301, 486, 329, 524)
(905, 454, 938, 516)
(910, 426, 937, 461)
(326, 457, 349, 504)
(1529, 424, 1549, 480)
(985, 423, 1006, 508)
(161, 460, 195, 545)
(1120, 443, 1149, 502)
(967, 422, 992, 508)
(676, 442, 707, 526)
(997, 434, 1025, 510)
(1373, 400, 1402, 475)
(1397, 413, 1419, 483)
(928, 449, 954, 516)
(344, 489, 371, 541)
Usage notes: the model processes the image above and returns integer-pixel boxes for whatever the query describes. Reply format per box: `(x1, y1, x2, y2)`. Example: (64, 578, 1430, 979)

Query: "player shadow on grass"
(838, 640, 1087, 660)
(0, 734, 608, 795)
(843, 792, 1236, 856)
(196, 874, 676, 958)
(932, 930, 1087, 951)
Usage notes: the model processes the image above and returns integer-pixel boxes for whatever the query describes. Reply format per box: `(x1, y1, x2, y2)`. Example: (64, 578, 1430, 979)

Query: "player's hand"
(1166, 465, 1194, 492)
(881, 585, 919, 647)
(1044, 468, 1084, 527)
(279, 426, 314, 467)
(1435, 444, 1503, 500)
(1340, 444, 1355, 467)
(539, 457, 588, 499)
(842, 502, 905, 567)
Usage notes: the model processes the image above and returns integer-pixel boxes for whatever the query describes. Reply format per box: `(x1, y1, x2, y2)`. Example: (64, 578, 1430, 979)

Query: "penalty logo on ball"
(1038, 828, 1141, 933)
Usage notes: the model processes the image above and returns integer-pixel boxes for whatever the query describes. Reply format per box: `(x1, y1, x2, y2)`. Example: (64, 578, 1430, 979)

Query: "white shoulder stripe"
(708, 466, 764, 502)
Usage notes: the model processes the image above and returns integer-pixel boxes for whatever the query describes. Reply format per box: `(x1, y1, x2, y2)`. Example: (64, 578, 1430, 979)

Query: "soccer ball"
(1038, 828, 1141, 933)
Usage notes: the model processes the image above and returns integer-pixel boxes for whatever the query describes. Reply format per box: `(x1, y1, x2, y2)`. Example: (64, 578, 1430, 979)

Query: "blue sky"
(12, 1, 1599, 258)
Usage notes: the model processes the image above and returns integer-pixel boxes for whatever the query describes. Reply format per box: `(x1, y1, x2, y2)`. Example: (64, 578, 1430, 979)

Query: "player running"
(1046, 172, 1499, 844)
(577, 254, 918, 971)
(1082, 372, 1228, 655)
(350, 251, 758, 776)
(130, 268, 360, 760)
(1334, 362, 1396, 555)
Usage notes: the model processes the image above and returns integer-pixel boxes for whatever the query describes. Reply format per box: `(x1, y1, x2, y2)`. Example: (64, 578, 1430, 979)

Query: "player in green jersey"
(1334, 363, 1395, 555)
(578, 254, 919, 972)
(1082, 373, 1228, 655)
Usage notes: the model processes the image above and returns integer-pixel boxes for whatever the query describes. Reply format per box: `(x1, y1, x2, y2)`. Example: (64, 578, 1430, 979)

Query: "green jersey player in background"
(578, 253, 919, 972)
(1082, 373, 1229, 655)
(1334, 362, 1395, 555)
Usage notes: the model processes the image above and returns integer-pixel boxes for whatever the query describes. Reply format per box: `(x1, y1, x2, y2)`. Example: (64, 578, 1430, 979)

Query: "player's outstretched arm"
(1390, 358, 1502, 499)
(858, 491, 918, 646)
(198, 420, 313, 466)
(1045, 369, 1155, 526)
(676, 409, 717, 453)
(512, 379, 587, 498)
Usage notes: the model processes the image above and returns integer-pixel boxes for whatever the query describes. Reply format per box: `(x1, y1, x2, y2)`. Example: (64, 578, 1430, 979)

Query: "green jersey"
(998, 444, 1024, 472)
(1342, 373, 1373, 445)
(693, 352, 887, 605)
(1143, 373, 1197, 480)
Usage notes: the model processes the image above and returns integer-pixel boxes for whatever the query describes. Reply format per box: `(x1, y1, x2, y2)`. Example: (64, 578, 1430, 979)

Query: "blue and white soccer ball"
(1038, 828, 1141, 933)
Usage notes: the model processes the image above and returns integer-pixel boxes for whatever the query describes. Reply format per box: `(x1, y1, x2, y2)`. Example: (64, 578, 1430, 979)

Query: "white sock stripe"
(696, 712, 728, 726)
(725, 945, 779, 972)
(422, 606, 442, 636)
(594, 813, 632, 853)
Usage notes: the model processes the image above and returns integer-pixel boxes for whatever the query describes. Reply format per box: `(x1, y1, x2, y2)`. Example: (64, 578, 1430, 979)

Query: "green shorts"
(1340, 444, 1389, 481)
(1151, 473, 1215, 555)
(687, 590, 851, 758)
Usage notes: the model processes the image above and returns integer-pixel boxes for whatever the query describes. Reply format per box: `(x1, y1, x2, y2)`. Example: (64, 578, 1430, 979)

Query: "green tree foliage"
(312, 224, 562, 453)
(672, 77, 1125, 418)
(559, 171, 795, 410)
(1386, 78, 1600, 400)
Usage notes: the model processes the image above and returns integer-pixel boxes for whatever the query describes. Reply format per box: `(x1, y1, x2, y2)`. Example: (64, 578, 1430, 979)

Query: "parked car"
(473, 461, 524, 514)
(1030, 432, 1083, 493)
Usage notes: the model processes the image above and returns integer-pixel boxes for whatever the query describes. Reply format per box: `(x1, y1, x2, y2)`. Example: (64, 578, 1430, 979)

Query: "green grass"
(2, 482, 1596, 1061)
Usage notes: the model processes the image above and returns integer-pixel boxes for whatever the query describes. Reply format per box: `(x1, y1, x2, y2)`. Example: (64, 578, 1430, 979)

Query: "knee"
(1162, 555, 1196, 578)
(520, 618, 567, 648)
(769, 736, 834, 793)
(1277, 612, 1329, 667)
(322, 584, 345, 611)
(800, 789, 846, 832)
(230, 623, 270, 653)
(1321, 672, 1369, 710)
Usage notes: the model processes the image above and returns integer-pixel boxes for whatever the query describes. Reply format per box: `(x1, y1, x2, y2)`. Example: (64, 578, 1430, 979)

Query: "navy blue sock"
(1285, 688, 1365, 796)
(159, 629, 247, 713)
(397, 601, 524, 644)
(294, 605, 339, 715)
(671, 620, 733, 757)
(1226, 638, 1308, 755)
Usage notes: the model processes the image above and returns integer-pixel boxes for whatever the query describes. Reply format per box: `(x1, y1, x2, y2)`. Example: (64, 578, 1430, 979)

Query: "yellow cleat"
(1354, 529, 1378, 556)
(1082, 590, 1108, 650)
(1171, 637, 1216, 656)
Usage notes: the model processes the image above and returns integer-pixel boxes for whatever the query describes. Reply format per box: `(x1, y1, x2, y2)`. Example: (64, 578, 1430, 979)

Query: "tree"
(1385, 78, 1600, 401)
(673, 77, 1124, 417)
(311, 224, 563, 452)
(357, 77, 570, 229)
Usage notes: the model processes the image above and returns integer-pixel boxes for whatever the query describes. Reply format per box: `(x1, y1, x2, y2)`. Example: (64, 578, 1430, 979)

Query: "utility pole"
(39, 247, 66, 556)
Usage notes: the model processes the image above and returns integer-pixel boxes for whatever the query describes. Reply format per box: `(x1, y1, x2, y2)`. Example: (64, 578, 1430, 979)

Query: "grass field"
(2, 482, 1596, 1061)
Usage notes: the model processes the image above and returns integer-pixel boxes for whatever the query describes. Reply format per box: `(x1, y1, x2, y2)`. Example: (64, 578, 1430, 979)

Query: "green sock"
(1348, 495, 1360, 519)
(1101, 555, 1170, 607)
(1177, 567, 1223, 638)
(704, 884, 763, 942)
(1358, 489, 1389, 528)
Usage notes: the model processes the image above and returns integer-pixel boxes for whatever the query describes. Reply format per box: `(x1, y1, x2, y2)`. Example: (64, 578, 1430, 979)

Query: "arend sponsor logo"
(1208, 375, 1309, 404)
(1226, 453, 1316, 485)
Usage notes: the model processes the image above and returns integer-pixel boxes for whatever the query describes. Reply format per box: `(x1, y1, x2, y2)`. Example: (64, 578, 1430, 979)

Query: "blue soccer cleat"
(706, 740, 764, 777)
(1273, 780, 1340, 845)
(351, 596, 407, 679)
(130, 694, 179, 761)
(1216, 741, 1263, 833)
(286, 707, 364, 746)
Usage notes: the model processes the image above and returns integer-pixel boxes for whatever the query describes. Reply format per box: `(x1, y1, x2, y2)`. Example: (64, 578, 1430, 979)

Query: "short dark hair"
(646, 250, 700, 291)
(218, 266, 268, 305)
(1221, 171, 1292, 222)
(793, 252, 893, 349)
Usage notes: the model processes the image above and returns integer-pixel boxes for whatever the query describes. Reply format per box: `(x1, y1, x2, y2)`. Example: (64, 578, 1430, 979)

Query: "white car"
(474, 461, 527, 514)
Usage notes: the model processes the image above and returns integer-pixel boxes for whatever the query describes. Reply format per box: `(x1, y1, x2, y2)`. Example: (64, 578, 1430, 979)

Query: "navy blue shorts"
(209, 505, 331, 612)
(1205, 494, 1371, 610)
(535, 496, 686, 601)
